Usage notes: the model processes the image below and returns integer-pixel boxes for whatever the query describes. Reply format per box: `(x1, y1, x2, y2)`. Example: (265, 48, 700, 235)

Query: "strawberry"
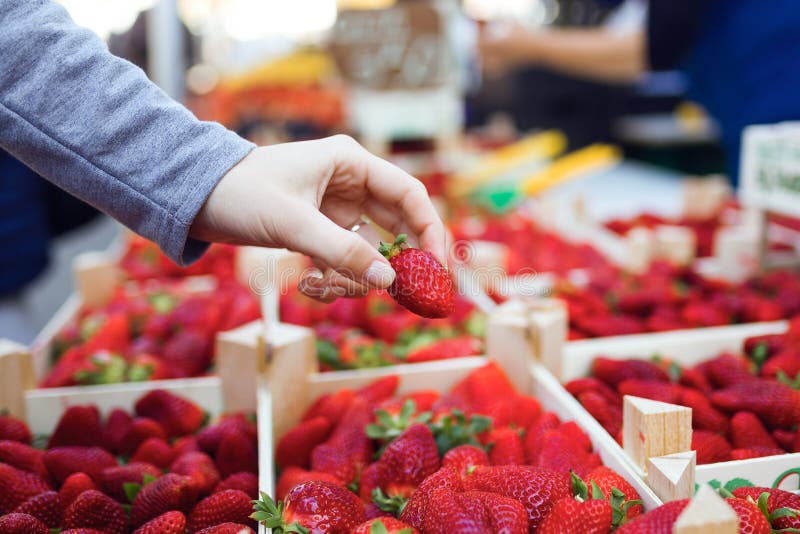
(364, 502, 392, 521)
(197, 415, 257, 455)
(618, 379, 683, 404)
(352, 517, 419, 534)
(577, 391, 623, 438)
(538, 495, 613, 534)
(443, 445, 491, 478)
(575, 314, 644, 337)
(131, 473, 199, 527)
(214, 472, 258, 499)
(252, 481, 365, 533)
(301, 389, 355, 427)
(761, 348, 800, 379)
(773, 429, 796, 451)
(524, 412, 562, 464)
(120, 417, 168, 456)
(59, 472, 97, 507)
(676, 366, 712, 393)
(310, 397, 373, 485)
(681, 301, 730, 327)
(584, 466, 643, 519)
(535, 429, 601, 477)
(102, 408, 133, 454)
(356, 376, 400, 405)
(399, 467, 463, 528)
(174, 435, 202, 455)
(0, 512, 49, 534)
(696, 353, 754, 388)
(13, 490, 63, 528)
(367, 311, 421, 345)
(0, 415, 31, 444)
(732, 487, 800, 530)
(558, 422, 594, 453)
(486, 427, 525, 466)
(275, 466, 344, 501)
(216, 430, 258, 477)
(421, 489, 528, 534)
(564, 378, 622, 406)
(0, 463, 51, 513)
(99, 462, 161, 502)
(691, 430, 732, 464)
(404, 336, 482, 364)
(195, 523, 254, 534)
(132, 510, 187, 534)
(47, 405, 103, 448)
(60, 529, 108, 534)
(171, 452, 221, 496)
(463, 465, 571, 531)
(378, 234, 455, 319)
(591, 358, 669, 388)
(187, 489, 254, 533)
(711, 379, 800, 429)
(161, 328, 213, 378)
(135, 389, 206, 437)
(679, 388, 729, 434)
(128, 352, 173, 381)
(730, 411, 779, 449)
(81, 312, 130, 354)
(43, 446, 117, 484)
(725, 497, 770, 534)
(62, 490, 128, 534)
(0, 440, 49, 480)
(730, 447, 785, 460)
(325, 297, 369, 329)
(614, 499, 688, 533)
(359, 424, 440, 501)
(131, 437, 176, 468)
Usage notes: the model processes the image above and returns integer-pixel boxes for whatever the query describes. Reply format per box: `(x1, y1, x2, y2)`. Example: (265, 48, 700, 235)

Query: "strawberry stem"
(378, 234, 408, 260)
(251, 491, 309, 534)
(372, 488, 408, 515)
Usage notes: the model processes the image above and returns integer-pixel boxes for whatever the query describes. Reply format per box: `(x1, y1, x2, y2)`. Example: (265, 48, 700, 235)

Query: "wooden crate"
(252, 312, 660, 533)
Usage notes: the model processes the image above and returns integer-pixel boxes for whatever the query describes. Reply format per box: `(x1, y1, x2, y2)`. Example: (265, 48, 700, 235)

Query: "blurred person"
(0, 1, 446, 311)
(479, 0, 800, 185)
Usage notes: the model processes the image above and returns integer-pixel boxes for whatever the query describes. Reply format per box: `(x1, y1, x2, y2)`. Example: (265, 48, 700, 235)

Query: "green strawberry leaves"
(366, 399, 431, 444)
(123, 472, 158, 504)
(372, 488, 408, 516)
(251, 491, 309, 534)
(430, 410, 492, 456)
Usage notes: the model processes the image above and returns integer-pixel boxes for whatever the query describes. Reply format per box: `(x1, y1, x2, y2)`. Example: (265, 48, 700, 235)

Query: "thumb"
(281, 206, 396, 289)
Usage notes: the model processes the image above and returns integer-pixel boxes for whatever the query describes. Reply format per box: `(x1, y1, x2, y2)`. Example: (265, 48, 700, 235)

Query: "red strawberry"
(301, 389, 355, 427)
(0, 415, 31, 444)
(405, 336, 482, 364)
(174, 435, 202, 456)
(711, 380, 800, 429)
(187, 489, 254, 533)
(0, 512, 49, 534)
(761, 349, 800, 379)
(102, 408, 133, 454)
(732, 487, 800, 530)
(195, 523, 254, 534)
(310, 397, 373, 485)
(614, 499, 688, 533)
(584, 466, 643, 519)
(691, 430, 732, 464)
(60, 528, 108, 533)
(463, 465, 571, 531)
(577, 390, 623, 438)
(252, 480, 365, 533)
(524, 412, 562, 463)
(120, 417, 168, 456)
(558, 422, 594, 453)
(171, 452, 221, 496)
(488, 427, 526, 466)
(535, 429, 601, 477)
(196, 415, 256, 456)
(213, 472, 258, 499)
(43, 446, 117, 483)
(131, 473, 199, 527)
(726, 497, 770, 534)
(591, 358, 669, 388)
(399, 467, 462, 528)
(773, 429, 796, 451)
(13, 490, 63, 528)
(565, 378, 622, 406)
(696, 353, 754, 388)
(135, 389, 206, 437)
(618, 380, 683, 404)
(352, 517, 420, 534)
(368, 311, 421, 345)
(364, 502, 391, 521)
(62, 489, 128, 534)
(128, 352, 173, 381)
(276, 416, 333, 469)
(161, 329, 213, 377)
(378, 234, 455, 318)
(730, 447, 785, 460)
(0, 440, 49, 480)
(48, 405, 103, 448)
(679, 388, 729, 434)
(677, 367, 712, 393)
(99, 462, 161, 502)
(730, 411, 779, 449)
(356, 376, 400, 405)
(421, 488, 529, 534)
(538, 495, 613, 534)
(275, 466, 344, 501)
(131, 437, 176, 468)
(744, 334, 786, 360)
(450, 361, 516, 412)
(442, 444, 489, 477)
(82, 312, 129, 354)
(0, 463, 51, 513)
(59, 472, 97, 507)
(216, 430, 258, 478)
(133, 510, 187, 534)
(359, 424, 440, 501)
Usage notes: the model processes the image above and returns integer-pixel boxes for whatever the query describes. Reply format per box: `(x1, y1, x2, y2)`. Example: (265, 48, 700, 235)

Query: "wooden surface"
(673, 484, 738, 534)
(647, 451, 696, 502)
(623, 396, 692, 472)
(0, 340, 34, 419)
(72, 252, 123, 308)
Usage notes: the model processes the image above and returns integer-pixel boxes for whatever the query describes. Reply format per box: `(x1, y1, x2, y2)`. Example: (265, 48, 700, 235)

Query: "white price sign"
(740, 122, 800, 217)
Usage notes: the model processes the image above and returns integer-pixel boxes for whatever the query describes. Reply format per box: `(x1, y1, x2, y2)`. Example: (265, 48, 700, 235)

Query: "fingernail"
(364, 260, 395, 287)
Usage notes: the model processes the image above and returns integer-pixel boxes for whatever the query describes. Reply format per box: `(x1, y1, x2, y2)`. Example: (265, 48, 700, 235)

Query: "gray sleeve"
(0, 0, 255, 265)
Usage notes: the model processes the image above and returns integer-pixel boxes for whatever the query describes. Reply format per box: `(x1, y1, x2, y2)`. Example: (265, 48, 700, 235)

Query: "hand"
(191, 135, 447, 302)
(479, 22, 539, 77)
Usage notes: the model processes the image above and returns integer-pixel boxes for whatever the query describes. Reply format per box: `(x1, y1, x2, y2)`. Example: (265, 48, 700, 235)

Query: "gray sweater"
(0, 0, 255, 265)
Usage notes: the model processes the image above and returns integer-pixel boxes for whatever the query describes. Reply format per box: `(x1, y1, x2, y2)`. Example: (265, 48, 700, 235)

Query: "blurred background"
(5, 0, 795, 341)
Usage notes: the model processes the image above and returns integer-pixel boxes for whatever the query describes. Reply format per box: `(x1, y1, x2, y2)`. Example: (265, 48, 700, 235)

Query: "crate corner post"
(0, 339, 34, 419)
(72, 251, 123, 308)
(673, 484, 738, 534)
(646, 451, 696, 502)
(622, 395, 692, 471)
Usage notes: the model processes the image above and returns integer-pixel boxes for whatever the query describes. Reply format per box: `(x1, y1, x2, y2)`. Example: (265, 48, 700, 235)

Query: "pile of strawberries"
(281, 288, 484, 371)
(557, 262, 800, 339)
(0, 389, 258, 533)
(604, 210, 726, 258)
(265, 363, 644, 533)
(616, 486, 800, 533)
(449, 211, 609, 275)
(44, 278, 260, 387)
(567, 318, 800, 464)
(120, 237, 238, 281)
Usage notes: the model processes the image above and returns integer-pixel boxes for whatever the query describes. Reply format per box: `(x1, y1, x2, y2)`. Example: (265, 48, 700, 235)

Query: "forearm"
(530, 29, 646, 83)
(0, 0, 254, 264)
